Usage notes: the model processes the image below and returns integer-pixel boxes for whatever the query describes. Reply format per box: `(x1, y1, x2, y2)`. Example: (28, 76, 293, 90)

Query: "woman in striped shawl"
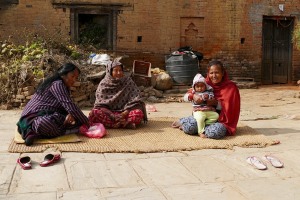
(17, 63, 89, 146)
(88, 60, 147, 129)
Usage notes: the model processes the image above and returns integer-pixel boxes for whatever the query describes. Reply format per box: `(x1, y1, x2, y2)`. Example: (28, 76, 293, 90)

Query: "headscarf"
(205, 69, 240, 135)
(192, 73, 213, 92)
(94, 60, 147, 122)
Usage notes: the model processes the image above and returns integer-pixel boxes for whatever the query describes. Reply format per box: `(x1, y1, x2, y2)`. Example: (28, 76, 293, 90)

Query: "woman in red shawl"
(182, 60, 240, 138)
(88, 60, 147, 129)
(205, 60, 240, 136)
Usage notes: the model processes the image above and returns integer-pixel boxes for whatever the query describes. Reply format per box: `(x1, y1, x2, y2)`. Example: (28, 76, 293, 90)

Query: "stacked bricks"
(11, 80, 96, 109)
(12, 86, 35, 108)
(70, 81, 95, 108)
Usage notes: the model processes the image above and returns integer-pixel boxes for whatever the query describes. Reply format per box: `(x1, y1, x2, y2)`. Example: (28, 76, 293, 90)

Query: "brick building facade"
(0, 0, 299, 84)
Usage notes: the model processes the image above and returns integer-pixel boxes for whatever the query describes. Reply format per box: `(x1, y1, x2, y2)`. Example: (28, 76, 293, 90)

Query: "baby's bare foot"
(200, 133, 207, 138)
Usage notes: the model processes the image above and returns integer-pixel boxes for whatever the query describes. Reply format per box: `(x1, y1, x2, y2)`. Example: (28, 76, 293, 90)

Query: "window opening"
(137, 36, 142, 42)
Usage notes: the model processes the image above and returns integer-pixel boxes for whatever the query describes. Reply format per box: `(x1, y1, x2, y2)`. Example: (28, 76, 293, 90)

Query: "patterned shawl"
(205, 70, 240, 136)
(94, 60, 147, 122)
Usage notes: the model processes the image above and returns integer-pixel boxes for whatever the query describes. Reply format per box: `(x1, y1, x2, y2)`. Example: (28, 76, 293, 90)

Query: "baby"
(186, 74, 219, 138)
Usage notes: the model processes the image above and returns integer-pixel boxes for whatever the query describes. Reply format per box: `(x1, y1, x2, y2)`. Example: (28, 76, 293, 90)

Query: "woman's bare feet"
(200, 133, 207, 138)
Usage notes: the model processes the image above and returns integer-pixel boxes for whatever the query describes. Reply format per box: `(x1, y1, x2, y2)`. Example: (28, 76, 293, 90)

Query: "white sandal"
(263, 155, 284, 168)
(247, 156, 267, 170)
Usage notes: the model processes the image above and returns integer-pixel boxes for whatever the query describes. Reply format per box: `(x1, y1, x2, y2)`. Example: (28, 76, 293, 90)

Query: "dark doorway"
(78, 14, 109, 49)
(262, 16, 293, 84)
(70, 9, 117, 50)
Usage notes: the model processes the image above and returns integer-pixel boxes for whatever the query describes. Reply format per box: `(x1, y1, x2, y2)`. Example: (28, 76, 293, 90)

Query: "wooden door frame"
(262, 16, 294, 84)
(70, 8, 117, 51)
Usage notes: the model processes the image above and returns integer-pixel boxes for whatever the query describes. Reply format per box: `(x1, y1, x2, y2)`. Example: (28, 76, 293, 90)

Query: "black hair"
(207, 60, 225, 73)
(36, 63, 80, 94)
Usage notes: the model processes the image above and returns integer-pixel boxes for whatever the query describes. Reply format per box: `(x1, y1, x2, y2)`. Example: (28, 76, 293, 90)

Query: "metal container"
(165, 53, 199, 85)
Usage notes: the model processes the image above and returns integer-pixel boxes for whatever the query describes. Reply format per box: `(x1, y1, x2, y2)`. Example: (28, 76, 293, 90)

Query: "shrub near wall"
(0, 36, 95, 109)
(293, 24, 300, 50)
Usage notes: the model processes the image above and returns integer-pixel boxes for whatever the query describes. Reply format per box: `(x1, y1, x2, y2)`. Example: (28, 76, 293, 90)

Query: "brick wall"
(0, 0, 299, 83)
(0, 0, 70, 43)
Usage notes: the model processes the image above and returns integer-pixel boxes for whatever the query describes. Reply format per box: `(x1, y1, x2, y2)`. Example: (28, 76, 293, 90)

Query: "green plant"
(79, 22, 107, 49)
(0, 39, 49, 105)
(0, 28, 99, 107)
(293, 24, 300, 50)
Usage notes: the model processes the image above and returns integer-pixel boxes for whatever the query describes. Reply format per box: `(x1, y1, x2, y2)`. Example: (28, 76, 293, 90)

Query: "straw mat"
(13, 129, 81, 144)
(8, 117, 278, 153)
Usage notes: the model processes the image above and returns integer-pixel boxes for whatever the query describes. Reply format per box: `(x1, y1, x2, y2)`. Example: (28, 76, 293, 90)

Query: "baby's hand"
(203, 94, 209, 100)
(193, 94, 204, 104)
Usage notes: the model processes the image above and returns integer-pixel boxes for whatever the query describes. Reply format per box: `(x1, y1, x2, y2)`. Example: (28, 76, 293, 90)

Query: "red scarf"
(205, 71, 240, 135)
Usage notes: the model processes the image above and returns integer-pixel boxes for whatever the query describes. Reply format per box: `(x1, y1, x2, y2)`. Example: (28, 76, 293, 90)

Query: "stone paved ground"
(0, 85, 299, 200)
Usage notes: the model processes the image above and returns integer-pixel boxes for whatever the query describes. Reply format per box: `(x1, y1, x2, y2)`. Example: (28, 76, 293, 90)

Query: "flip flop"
(263, 155, 284, 168)
(40, 153, 61, 167)
(246, 156, 267, 170)
(17, 156, 32, 170)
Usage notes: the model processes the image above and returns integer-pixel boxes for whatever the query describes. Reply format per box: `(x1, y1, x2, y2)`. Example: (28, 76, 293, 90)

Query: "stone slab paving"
(0, 153, 19, 195)
(64, 159, 145, 190)
(99, 187, 167, 200)
(0, 111, 21, 153)
(57, 189, 102, 200)
(0, 86, 299, 199)
(130, 157, 200, 186)
(9, 153, 69, 194)
(159, 183, 248, 200)
(178, 155, 242, 183)
(0, 163, 17, 195)
(103, 152, 149, 160)
(2, 193, 57, 200)
(226, 177, 300, 200)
